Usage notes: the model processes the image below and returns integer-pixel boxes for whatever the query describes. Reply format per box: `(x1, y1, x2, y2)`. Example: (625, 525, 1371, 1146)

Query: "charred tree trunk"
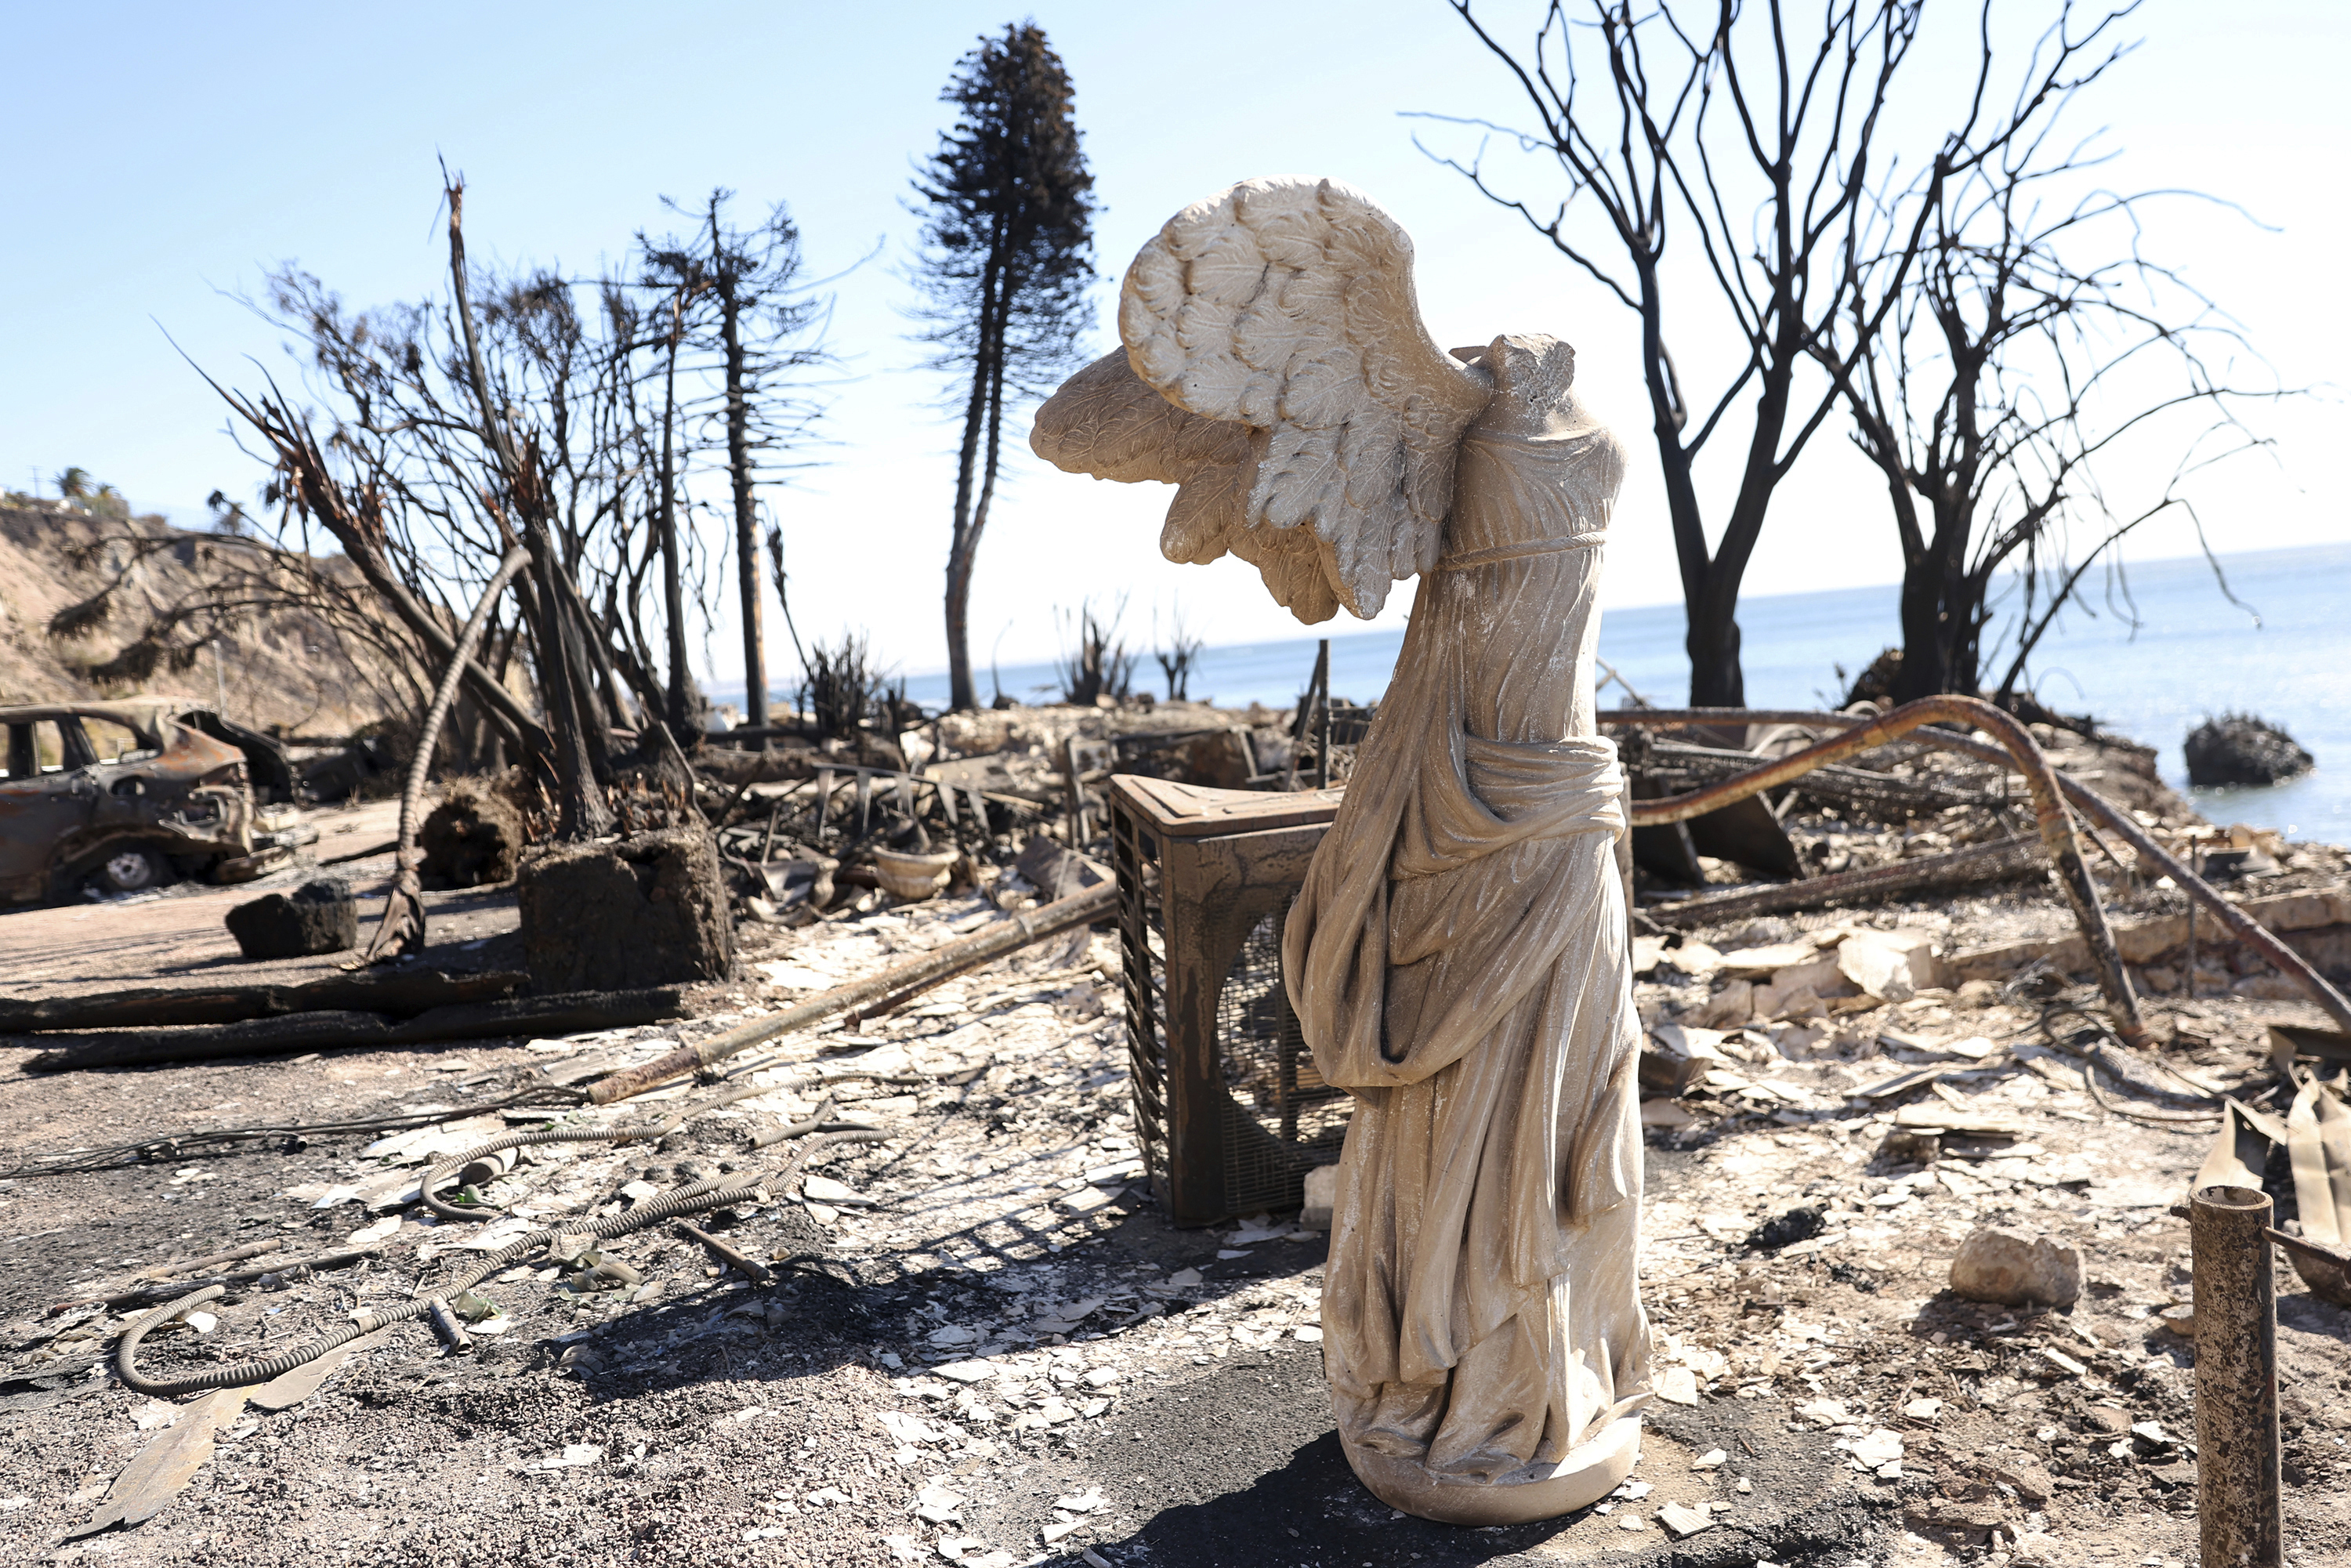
(717, 279, 768, 730)
(657, 295, 694, 739)
(944, 244, 1006, 714)
(445, 182, 612, 839)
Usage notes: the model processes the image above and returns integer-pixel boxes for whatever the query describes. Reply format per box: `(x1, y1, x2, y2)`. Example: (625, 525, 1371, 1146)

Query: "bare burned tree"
(190, 185, 673, 838)
(640, 193, 831, 734)
(1432, 0, 2128, 705)
(622, 252, 711, 737)
(912, 22, 1096, 712)
(1827, 84, 2274, 708)
(440, 183, 614, 837)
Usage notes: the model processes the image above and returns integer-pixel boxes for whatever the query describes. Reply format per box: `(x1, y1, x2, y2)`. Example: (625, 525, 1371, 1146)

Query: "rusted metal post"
(2186, 843, 2201, 1000)
(1314, 638, 1332, 791)
(2190, 1184, 2282, 1567)
(1063, 738, 1089, 846)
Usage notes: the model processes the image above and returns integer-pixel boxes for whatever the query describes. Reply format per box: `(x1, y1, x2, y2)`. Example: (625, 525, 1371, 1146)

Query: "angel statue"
(1031, 176, 1648, 1526)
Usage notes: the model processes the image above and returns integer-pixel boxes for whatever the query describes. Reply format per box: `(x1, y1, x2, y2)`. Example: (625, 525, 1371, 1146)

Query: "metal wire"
(2040, 1005, 2226, 1126)
(115, 1132, 867, 1397)
(0, 1084, 590, 1182)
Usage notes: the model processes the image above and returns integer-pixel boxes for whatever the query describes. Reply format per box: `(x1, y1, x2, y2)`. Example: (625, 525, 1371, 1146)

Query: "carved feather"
(1034, 176, 1492, 623)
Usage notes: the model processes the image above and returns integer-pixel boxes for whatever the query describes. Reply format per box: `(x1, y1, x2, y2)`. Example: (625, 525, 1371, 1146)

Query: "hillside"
(0, 499, 393, 735)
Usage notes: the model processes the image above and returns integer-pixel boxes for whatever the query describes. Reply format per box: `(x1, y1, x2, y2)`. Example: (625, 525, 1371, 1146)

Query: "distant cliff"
(0, 500, 392, 735)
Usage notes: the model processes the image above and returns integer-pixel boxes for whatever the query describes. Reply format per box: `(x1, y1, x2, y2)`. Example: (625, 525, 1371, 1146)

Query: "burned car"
(0, 701, 299, 904)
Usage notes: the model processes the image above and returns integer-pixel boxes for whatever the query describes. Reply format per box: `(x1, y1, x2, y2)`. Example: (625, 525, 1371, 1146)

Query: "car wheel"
(89, 846, 176, 896)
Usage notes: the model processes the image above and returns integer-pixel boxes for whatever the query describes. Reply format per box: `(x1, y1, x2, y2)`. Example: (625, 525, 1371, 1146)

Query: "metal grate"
(1215, 912, 1348, 1207)
(1106, 775, 1348, 1226)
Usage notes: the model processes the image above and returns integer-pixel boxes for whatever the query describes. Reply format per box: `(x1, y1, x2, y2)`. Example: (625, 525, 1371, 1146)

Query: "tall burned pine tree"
(912, 23, 1095, 712)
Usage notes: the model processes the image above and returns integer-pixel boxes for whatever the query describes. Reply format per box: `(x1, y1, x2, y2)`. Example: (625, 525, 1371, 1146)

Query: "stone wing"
(1032, 176, 1493, 623)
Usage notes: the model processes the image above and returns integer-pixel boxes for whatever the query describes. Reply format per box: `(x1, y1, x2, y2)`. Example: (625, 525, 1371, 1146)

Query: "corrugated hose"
(116, 1132, 865, 1396)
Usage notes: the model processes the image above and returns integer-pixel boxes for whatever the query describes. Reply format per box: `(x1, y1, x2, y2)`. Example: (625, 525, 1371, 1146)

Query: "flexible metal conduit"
(109, 883, 1124, 1394)
(418, 1062, 925, 1224)
(114, 1134, 863, 1397)
(1601, 699, 2351, 1038)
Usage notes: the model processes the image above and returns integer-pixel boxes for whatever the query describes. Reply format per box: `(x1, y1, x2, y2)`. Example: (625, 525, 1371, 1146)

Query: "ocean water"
(756, 541, 2351, 845)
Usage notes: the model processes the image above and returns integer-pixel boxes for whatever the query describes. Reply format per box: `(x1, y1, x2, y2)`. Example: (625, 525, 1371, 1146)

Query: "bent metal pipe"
(1602, 695, 2149, 1045)
(1597, 704, 2351, 1039)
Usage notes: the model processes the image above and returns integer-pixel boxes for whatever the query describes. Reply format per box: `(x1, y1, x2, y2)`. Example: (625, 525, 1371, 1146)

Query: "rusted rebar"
(1603, 696, 2147, 1044)
(2190, 1184, 2283, 1567)
(677, 1221, 773, 1285)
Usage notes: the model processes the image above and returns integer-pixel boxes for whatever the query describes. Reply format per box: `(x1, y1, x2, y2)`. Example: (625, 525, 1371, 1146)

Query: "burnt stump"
(516, 826, 734, 992)
(225, 877, 359, 960)
(421, 775, 527, 889)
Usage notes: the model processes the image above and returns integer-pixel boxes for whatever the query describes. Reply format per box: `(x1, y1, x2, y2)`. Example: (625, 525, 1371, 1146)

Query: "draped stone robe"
(1284, 363, 1650, 1515)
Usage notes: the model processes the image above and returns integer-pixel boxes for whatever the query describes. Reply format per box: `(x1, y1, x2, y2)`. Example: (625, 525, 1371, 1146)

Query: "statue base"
(1339, 1414, 1643, 1526)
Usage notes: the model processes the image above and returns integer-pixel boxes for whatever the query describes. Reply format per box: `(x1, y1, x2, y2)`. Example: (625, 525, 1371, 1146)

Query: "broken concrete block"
(1758, 983, 1828, 1023)
(1694, 978, 1754, 1029)
(1301, 1164, 1336, 1230)
(1948, 1226, 2081, 1307)
(225, 877, 357, 960)
(1837, 928, 1943, 1001)
(1641, 1021, 1726, 1097)
(516, 827, 734, 992)
(1654, 1500, 1713, 1538)
(1992, 1458, 2053, 1505)
(1717, 942, 1817, 978)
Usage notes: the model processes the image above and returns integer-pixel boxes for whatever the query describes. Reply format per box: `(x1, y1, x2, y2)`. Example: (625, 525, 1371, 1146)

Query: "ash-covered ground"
(2, 788, 2349, 1567)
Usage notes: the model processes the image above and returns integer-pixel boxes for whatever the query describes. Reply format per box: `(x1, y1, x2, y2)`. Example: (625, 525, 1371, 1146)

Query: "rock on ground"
(1948, 1226, 2084, 1307)
(2184, 712, 2316, 787)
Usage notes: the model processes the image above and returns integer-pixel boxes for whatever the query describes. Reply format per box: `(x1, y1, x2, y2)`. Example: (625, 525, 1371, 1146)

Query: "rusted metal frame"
(1109, 805, 1172, 1206)
(2190, 1185, 2284, 1566)
(1605, 696, 2149, 1045)
(1603, 705, 2351, 1036)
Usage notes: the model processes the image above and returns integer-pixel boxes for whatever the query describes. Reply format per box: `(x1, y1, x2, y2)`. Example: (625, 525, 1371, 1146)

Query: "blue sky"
(3, 1, 2342, 684)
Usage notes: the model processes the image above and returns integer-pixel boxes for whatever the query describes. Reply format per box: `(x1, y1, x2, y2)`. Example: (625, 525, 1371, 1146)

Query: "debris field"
(0, 708, 2347, 1567)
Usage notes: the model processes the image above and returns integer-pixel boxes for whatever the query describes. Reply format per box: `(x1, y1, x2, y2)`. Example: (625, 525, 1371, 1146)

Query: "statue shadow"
(1073, 1425, 1717, 1567)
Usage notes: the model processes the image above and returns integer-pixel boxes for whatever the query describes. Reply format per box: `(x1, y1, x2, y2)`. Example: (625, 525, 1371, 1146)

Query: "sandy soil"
(0, 841, 2346, 1567)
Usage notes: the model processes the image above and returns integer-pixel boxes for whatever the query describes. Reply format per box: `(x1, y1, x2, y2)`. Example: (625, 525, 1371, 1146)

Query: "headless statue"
(1033, 176, 1650, 1525)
